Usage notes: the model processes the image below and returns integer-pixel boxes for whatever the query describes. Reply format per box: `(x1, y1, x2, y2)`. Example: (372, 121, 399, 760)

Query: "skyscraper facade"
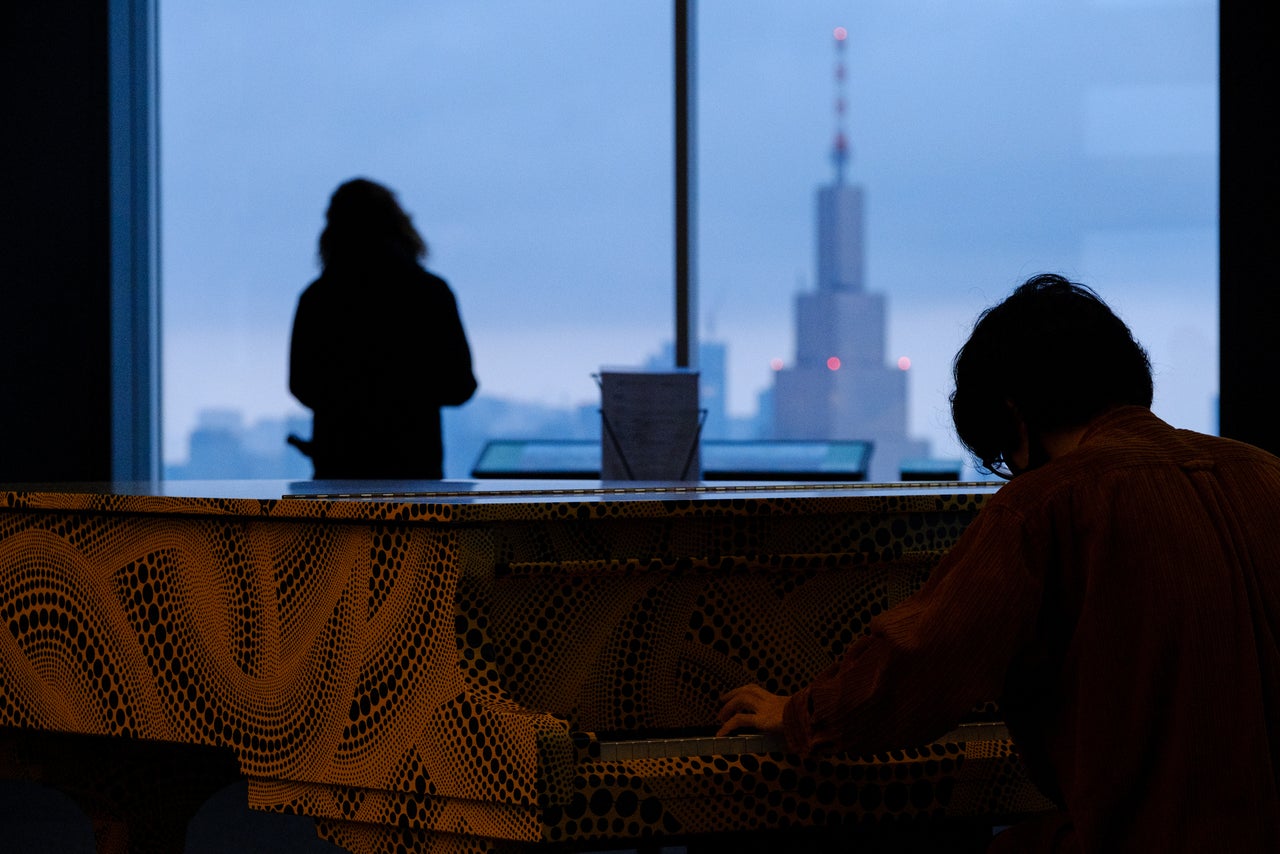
(772, 180, 928, 481)
(771, 34, 928, 481)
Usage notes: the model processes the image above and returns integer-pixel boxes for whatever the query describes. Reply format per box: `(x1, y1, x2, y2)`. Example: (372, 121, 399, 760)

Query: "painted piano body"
(0, 480, 1052, 852)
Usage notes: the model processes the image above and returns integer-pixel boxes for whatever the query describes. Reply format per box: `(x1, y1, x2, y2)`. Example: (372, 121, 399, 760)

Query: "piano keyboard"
(598, 731, 788, 761)
(595, 722, 1008, 762)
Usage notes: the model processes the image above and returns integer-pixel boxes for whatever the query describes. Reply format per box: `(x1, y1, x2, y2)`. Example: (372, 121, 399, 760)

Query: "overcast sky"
(160, 0, 1218, 465)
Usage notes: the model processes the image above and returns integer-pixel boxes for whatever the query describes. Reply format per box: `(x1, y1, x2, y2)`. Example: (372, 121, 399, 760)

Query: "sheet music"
(599, 370, 702, 480)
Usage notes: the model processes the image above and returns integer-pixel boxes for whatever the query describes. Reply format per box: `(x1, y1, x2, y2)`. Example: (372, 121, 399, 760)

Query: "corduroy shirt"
(782, 406, 1280, 852)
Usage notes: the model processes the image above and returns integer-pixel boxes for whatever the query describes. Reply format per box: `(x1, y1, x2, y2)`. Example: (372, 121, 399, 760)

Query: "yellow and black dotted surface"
(0, 481, 1048, 853)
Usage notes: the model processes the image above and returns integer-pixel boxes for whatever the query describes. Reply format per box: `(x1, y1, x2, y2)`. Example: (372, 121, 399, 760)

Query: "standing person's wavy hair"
(950, 273, 1153, 475)
(318, 178, 427, 267)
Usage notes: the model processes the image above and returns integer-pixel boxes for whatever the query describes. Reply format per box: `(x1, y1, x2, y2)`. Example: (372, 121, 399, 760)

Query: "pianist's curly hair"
(319, 178, 428, 267)
(950, 273, 1153, 476)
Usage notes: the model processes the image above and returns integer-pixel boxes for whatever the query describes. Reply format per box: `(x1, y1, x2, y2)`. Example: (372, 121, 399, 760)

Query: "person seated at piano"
(718, 274, 1280, 853)
(288, 178, 478, 480)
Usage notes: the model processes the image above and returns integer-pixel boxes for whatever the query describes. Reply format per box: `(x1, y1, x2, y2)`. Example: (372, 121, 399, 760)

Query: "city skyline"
(160, 2, 1219, 473)
(772, 89, 930, 482)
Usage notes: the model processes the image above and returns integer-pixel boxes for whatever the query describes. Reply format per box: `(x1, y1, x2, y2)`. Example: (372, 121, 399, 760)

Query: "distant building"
(166, 409, 313, 480)
(642, 340, 728, 439)
(770, 47, 928, 481)
(443, 395, 600, 478)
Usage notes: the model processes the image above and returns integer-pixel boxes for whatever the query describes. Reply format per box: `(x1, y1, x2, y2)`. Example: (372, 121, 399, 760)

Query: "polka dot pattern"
(1, 485, 1049, 854)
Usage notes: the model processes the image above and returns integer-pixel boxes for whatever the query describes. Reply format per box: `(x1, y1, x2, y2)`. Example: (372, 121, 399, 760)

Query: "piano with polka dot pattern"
(0, 480, 1053, 853)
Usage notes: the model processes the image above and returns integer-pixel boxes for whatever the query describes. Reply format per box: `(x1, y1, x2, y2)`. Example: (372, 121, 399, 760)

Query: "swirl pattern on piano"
(0, 485, 1051, 853)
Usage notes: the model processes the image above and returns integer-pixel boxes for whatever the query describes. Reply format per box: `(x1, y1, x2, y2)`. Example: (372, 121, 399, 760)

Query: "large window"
(161, 1, 1217, 480)
(161, 2, 672, 478)
(696, 1, 1218, 478)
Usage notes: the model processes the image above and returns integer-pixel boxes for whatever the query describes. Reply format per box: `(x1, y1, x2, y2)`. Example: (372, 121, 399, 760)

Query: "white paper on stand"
(598, 370, 702, 481)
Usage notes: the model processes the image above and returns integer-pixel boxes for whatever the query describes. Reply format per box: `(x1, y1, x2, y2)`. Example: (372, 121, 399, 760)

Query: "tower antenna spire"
(831, 26, 850, 184)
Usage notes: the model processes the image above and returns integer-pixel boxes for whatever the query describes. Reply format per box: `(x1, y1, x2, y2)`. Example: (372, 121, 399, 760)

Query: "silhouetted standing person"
(289, 178, 477, 479)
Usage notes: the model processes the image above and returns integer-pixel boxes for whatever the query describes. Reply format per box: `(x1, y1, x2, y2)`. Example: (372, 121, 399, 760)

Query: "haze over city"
(160, 1, 1218, 476)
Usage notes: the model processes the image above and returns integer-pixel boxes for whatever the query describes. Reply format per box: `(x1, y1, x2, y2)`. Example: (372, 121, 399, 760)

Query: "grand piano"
(0, 480, 1052, 853)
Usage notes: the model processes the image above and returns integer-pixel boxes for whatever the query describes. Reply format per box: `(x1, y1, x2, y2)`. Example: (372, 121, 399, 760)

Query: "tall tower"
(772, 27, 927, 481)
(817, 26, 865, 296)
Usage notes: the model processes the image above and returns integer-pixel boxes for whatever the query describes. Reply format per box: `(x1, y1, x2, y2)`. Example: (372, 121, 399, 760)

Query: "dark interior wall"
(0, 3, 114, 482)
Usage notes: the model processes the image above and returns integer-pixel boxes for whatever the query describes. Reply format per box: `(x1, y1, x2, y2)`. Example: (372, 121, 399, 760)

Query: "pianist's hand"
(716, 684, 787, 738)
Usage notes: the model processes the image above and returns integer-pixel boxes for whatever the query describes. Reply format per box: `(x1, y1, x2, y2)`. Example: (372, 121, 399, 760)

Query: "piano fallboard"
(0, 480, 1050, 853)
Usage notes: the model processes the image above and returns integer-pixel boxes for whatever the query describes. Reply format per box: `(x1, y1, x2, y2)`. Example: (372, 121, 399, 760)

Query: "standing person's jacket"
(289, 253, 477, 480)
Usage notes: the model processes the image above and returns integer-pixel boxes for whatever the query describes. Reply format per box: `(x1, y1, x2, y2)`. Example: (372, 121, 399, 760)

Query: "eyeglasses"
(988, 455, 1015, 480)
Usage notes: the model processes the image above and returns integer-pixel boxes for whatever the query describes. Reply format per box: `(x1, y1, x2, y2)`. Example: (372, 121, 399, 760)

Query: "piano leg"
(0, 728, 240, 854)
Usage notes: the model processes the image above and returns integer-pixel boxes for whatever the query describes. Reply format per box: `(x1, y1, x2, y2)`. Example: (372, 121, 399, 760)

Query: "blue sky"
(160, 0, 1218, 465)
